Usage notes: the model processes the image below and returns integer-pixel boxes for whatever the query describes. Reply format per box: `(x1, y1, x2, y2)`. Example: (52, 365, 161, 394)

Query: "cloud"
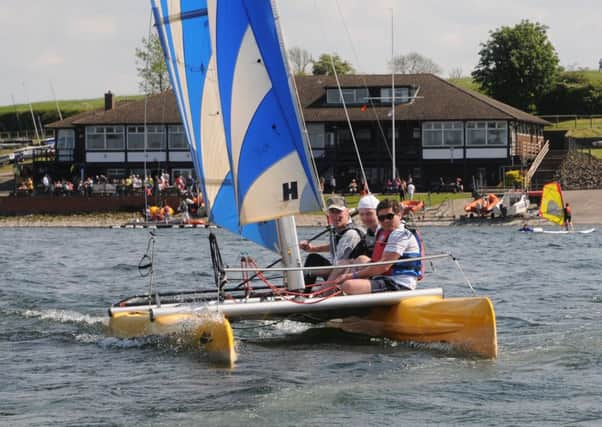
(34, 51, 64, 66)
(68, 16, 117, 38)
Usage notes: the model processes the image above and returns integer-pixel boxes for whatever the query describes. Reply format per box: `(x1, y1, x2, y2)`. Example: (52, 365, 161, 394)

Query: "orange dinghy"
(464, 193, 500, 215)
(401, 200, 425, 215)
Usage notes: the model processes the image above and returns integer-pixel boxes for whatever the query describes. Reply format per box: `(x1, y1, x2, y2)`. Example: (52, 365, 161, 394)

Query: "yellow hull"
(108, 294, 497, 362)
(331, 295, 498, 358)
(108, 310, 236, 367)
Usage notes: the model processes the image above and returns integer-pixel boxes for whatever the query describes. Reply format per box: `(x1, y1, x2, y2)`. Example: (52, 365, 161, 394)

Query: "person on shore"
(299, 196, 363, 288)
(564, 203, 573, 231)
(329, 176, 337, 194)
(399, 178, 406, 201)
(348, 178, 358, 195)
(335, 199, 422, 294)
(407, 180, 415, 200)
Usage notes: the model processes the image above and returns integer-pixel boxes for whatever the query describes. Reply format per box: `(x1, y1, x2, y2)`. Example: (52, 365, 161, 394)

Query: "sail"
(151, 0, 322, 252)
(539, 182, 565, 225)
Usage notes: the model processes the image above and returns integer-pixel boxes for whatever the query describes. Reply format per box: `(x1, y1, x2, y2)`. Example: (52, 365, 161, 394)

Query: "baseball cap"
(326, 196, 347, 211)
(357, 194, 380, 210)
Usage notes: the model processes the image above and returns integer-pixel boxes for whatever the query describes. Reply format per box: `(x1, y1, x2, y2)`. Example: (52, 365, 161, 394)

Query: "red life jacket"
(372, 228, 391, 262)
(371, 228, 423, 278)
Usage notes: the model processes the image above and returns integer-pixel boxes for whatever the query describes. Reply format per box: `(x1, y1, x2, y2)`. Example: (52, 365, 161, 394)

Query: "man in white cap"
(336, 198, 422, 294)
(299, 196, 363, 287)
(353, 193, 380, 257)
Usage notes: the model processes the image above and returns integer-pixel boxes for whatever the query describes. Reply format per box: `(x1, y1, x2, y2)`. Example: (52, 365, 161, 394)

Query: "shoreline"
(0, 189, 600, 227)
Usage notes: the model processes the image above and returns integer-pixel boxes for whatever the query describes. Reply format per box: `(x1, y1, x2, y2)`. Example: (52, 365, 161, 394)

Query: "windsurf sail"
(539, 182, 565, 226)
(151, 0, 323, 252)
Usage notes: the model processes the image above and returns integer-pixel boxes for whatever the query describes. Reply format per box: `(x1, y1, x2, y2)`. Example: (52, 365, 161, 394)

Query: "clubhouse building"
(47, 74, 549, 191)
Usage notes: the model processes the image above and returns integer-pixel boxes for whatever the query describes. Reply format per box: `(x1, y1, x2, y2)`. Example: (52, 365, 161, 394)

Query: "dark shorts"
(370, 276, 411, 293)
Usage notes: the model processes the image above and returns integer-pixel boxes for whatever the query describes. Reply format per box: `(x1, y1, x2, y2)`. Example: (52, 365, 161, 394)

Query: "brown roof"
(295, 73, 549, 125)
(47, 74, 548, 128)
(47, 91, 180, 128)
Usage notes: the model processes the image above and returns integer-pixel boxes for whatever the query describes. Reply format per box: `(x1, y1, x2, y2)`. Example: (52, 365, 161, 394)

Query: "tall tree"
(472, 20, 560, 112)
(389, 52, 442, 74)
(312, 53, 355, 76)
(136, 33, 170, 94)
(288, 47, 312, 75)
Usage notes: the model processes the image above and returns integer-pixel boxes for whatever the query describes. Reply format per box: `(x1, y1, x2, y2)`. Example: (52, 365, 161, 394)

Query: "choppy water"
(1, 225, 601, 426)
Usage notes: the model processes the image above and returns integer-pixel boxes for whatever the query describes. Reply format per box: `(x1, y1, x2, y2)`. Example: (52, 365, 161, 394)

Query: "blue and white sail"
(151, 0, 323, 252)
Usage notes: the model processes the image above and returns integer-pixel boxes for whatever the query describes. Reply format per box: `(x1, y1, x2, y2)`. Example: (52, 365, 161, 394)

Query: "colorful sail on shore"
(539, 182, 565, 225)
(151, 0, 323, 251)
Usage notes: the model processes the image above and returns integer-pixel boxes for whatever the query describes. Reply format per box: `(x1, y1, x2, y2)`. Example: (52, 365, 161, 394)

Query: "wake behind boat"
(107, 0, 497, 366)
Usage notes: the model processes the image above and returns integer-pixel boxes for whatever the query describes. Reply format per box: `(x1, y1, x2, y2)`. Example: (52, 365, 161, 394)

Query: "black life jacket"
(334, 225, 365, 259)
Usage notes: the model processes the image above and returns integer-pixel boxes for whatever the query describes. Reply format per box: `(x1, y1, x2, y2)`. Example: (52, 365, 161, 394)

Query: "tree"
(312, 53, 355, 76)
(389, 52, 442, 75)
(472, 20, 560, 112)
(135, 33, 170, 94)
(288, 47, 312, 75)
(448, 67, 464, 79)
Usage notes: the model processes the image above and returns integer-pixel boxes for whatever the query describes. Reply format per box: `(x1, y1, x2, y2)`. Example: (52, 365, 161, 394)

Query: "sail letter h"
(282, 181, 298, 201)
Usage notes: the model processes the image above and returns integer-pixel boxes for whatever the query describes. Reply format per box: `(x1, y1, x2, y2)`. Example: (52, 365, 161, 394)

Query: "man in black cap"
(299, 196, 363, 289)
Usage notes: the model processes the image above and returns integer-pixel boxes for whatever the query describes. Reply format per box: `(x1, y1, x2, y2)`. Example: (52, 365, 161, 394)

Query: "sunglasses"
(377, 212, 396, 221)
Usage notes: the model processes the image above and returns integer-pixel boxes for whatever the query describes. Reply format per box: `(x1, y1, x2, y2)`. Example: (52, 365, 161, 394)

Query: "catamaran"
(532, 182, 595, 234)
(107, 0, 497, 366)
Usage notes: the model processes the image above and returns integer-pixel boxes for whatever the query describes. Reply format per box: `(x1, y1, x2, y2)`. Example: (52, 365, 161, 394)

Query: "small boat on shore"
(464, 193, 500, 217)
(401, 199, 425, 216)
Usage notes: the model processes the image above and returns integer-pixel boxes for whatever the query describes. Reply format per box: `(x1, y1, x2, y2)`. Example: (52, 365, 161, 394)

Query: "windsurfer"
(335, 199, 421, 294)
(519, 222, 534, 232)
(564, 203, 573, 231)
(299, 196, 363, 287)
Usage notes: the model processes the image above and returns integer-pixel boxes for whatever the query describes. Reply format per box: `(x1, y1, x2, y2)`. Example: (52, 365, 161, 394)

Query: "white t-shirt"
(383, 225, 420, 289)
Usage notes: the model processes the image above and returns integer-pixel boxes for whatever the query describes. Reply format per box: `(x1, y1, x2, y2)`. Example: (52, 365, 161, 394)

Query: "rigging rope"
(333, 0, 394, 163)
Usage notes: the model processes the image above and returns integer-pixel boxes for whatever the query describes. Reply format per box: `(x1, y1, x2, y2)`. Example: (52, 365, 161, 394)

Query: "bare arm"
(335, 251, 399, 283)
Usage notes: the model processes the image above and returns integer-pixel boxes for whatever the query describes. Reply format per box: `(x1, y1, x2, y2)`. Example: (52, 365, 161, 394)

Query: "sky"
(1, 0, 601, 107)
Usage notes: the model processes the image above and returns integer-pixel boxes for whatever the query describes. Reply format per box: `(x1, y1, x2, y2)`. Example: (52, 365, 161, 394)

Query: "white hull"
(109, 288, 443, 321)
(532, 227, 595, 234)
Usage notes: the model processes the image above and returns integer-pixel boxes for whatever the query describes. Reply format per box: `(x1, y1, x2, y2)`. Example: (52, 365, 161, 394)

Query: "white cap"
(357, 194, 380, 210)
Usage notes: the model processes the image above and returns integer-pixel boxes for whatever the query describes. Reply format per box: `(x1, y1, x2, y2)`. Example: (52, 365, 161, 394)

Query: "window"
(56, 129, 75, 161)
(307, 124, 326, 159)
(326, 88, 369, 105)
(172, 168, 195, 182)
(106, 168, 126, 178)
(466, 121, 507, 146)
(168, 125, 188, 150)
(422, 122, 464, 146)
(86, 126, 124, 150)
(127, 125, 166, 150)
(380, 87, 410, 104)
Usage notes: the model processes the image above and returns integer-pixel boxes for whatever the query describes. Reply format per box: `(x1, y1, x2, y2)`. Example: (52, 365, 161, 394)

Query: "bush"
(504, 170, 524, 187)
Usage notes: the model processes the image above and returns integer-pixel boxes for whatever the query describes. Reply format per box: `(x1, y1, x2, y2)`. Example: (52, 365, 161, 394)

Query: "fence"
(539, 114, 602, 129)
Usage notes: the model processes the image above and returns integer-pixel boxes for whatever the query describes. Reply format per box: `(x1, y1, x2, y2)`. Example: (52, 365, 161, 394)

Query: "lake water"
(1, 225, 601, 426)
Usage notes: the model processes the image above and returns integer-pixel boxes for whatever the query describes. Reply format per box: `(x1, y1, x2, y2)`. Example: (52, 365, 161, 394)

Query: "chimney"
(104, 90, 115, 111)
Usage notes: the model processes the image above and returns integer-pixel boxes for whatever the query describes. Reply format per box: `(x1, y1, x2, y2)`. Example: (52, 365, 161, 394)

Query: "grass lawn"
(579, 148, 602, 159)
(0, 95, 144, 115)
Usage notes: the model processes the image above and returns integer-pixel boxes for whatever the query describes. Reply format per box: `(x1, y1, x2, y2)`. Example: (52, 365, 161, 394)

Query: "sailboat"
(107, 0, 497, 365)
(533, 182, 595, 234)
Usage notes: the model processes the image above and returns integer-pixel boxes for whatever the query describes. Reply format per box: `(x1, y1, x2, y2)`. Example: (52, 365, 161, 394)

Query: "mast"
(23, 82, 40, 142)
(271, 0, 308, 291)
(49, 81, 63, 121)
(391, 8, 396, 181)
